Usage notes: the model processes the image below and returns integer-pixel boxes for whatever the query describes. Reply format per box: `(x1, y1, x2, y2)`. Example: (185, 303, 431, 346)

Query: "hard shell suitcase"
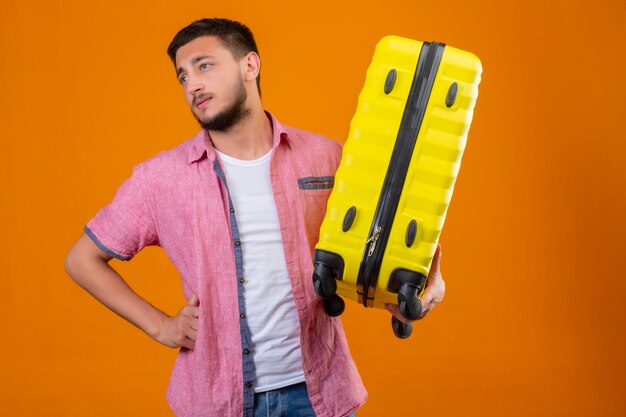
(313, 36, 482, 338)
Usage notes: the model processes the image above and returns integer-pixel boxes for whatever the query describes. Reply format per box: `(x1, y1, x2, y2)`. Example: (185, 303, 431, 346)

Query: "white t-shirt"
(216, 149, 305, 393)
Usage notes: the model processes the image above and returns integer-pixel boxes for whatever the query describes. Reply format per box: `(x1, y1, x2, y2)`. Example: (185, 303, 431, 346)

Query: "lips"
(194, 95, 212, 109)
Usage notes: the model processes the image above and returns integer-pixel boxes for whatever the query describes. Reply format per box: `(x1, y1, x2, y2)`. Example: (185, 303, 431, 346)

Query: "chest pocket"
(297, 176, 334, 190)
(297, 176, 334, 242)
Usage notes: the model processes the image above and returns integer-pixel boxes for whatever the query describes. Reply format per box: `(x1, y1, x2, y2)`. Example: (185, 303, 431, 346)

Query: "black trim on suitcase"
(356, 42, 446, 308)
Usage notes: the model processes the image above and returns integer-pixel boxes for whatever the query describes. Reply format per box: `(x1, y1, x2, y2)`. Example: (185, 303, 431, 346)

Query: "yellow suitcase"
(313, 36, 482, 338)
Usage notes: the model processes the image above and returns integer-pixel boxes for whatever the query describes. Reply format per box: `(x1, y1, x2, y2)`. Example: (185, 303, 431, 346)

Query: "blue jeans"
(253, 382, 356, 417)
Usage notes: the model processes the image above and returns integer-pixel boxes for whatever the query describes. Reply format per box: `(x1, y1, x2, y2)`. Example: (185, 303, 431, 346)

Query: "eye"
(200, 62, 212, 70)
(179, 75, 188, 84)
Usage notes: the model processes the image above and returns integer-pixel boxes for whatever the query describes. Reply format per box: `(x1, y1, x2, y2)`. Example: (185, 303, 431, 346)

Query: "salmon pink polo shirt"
(84, 112, 367, 417)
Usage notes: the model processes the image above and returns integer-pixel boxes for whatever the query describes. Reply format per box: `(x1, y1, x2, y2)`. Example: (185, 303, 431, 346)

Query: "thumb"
(429, 244, 442, 275)
(187, 293, 200, 306)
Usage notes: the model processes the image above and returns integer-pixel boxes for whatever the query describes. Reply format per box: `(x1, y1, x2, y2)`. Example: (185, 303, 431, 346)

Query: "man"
(65, 18, 445, 417)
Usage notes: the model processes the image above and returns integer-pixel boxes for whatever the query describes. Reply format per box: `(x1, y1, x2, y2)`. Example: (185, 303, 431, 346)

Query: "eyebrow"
(176, 55, 214, 77)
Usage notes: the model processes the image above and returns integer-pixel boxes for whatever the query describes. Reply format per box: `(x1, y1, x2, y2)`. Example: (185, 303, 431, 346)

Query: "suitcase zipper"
(357, 41, 445, 308)
(366, 226, 383, 256)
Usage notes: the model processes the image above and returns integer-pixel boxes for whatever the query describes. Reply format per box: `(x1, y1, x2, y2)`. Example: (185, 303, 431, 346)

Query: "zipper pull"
(366, 226, 383, 257)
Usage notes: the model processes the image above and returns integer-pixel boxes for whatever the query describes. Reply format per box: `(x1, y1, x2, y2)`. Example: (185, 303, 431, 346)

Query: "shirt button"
(239, 277, 245, 283)
(240, 313, 246, 319)
(243, 348, 250, 355)
(230, 207, 235, 213)
(234, 240, 241, 247)
(245, 382, 252, 388)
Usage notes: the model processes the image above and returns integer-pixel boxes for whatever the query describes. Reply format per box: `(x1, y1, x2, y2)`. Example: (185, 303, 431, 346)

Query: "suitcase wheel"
(324, 295, 345, 317)
(392, 316, 413, 339)
(398, 283, 422, 321)
(313, 264, 337, 299)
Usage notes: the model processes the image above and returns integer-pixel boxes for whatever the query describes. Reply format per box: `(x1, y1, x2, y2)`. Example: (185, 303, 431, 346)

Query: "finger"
(179, 337, 195, 350)
(187, 293, 200, 307)
(429, 244, 442, 276)
(184, 306, 200, 319)
(417, 284, 444, 319)
(420, 292, 433, 310)
(186, 328, 198, 341)
(187, 316, 199, 331)
(385, 304, 412, 324)
(175, 326, 196, 349)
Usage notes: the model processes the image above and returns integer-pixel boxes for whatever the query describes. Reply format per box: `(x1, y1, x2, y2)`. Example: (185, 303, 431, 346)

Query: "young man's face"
(175, 36, 249, 131)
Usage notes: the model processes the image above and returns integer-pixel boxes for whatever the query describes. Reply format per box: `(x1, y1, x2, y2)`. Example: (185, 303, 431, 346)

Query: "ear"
(241, 51, 261, 82)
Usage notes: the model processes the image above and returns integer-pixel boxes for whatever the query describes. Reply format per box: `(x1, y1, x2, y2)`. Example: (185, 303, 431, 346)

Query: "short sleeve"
(85, 163, 158, 260)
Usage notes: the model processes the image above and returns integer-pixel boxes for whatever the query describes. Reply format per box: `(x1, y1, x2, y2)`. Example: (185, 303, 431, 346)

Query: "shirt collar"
(186, 110, 292, 164)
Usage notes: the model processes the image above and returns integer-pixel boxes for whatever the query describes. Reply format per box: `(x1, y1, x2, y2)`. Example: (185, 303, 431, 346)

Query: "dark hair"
(167, 18, 261, 95)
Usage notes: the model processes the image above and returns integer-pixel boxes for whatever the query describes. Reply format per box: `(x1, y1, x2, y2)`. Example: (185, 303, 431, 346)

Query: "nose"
(184, 74, 204, 96)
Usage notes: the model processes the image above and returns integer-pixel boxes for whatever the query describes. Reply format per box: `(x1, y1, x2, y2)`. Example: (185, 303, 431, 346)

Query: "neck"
(208, 104, 273, 160)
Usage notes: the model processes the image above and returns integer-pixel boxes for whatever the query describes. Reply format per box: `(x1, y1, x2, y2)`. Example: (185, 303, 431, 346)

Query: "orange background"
(1, 0, 625, 416)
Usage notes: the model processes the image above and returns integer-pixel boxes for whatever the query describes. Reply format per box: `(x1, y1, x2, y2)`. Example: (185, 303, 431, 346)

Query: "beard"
(193, 78, 250, 132)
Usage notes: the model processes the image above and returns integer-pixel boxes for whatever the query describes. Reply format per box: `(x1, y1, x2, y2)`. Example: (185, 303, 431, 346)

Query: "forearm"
(65, 236, 168, 340)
